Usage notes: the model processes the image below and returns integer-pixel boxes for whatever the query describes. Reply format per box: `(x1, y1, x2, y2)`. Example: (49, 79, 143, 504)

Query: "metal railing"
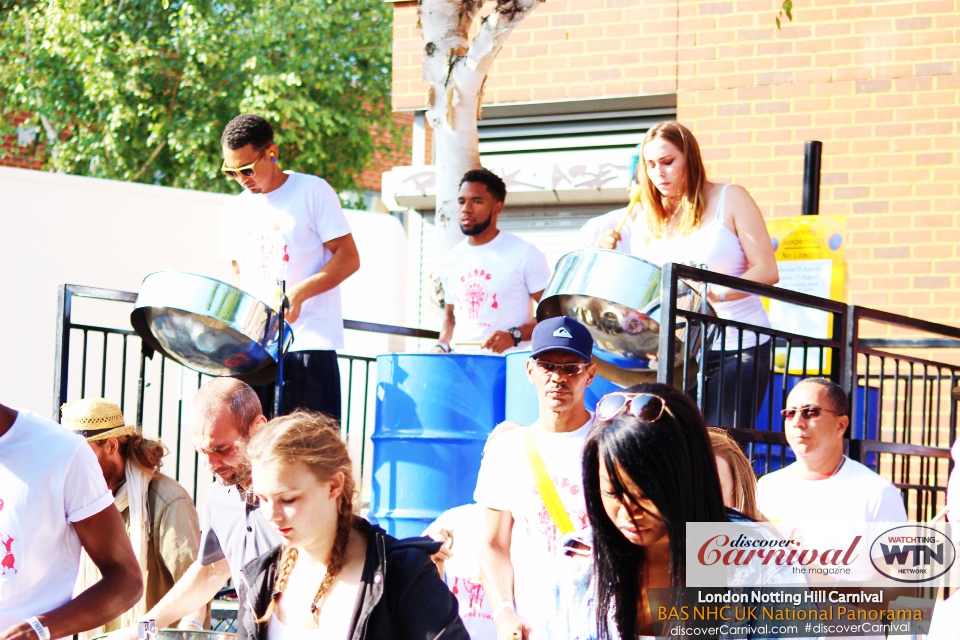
(657, 263, 958, 523)
(52, 284, 439, 504)
(845, 305, 960, 522)
(658, 263, 849, 475)
(53, 276, 957, 525)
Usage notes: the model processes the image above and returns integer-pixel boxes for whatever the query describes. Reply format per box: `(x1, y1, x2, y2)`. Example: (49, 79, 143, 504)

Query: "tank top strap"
(714, 183, 732, 224)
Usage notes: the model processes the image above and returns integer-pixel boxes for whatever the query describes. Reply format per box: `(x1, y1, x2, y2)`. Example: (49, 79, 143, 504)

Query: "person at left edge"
(218, 114, 361, 420)
(431, 168, 552, 355)
(0, 402, 142, 639)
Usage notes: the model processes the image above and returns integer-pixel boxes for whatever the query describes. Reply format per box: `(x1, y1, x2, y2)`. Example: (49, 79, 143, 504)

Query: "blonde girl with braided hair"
(238, 411, 469, 640)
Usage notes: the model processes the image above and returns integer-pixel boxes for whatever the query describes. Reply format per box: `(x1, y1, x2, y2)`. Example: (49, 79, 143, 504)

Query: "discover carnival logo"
(697, 533, 860, 570)
(869, 525, 956, 583)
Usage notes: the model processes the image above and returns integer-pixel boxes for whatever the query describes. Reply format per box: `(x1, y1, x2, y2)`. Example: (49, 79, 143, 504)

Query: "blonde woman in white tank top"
(613, 122, 779, 429)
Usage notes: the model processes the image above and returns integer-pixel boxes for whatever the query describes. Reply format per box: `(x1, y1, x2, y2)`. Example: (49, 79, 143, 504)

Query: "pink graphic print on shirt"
(0, 499, 15, 576)
(451, 576, 489, 619)
(244, 216, 289, 284)
(1, 533, 15, 575)
(459, 269, 495, 324)
(526, 476, 588, 557)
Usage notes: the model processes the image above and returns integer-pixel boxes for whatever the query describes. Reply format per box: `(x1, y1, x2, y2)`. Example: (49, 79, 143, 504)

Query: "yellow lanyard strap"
(523, 427, 575, 536)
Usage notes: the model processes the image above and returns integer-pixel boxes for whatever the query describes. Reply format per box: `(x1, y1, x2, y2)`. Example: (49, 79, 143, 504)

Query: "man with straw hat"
(0, 401, 142, 639)
(62, 399, 209, 635)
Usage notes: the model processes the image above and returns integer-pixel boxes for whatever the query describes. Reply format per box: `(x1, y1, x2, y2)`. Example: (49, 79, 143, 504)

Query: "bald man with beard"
(112, 378, 279, 638)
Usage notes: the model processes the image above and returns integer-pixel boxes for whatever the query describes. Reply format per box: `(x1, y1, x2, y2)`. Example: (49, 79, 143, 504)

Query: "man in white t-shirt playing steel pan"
(474, 317, 597, 639)
(218, 114, 360, 420)
(432, 169, 551, 355)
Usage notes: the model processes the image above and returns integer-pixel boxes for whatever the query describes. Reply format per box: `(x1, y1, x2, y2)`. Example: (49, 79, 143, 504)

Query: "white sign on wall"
(381, 147, 634, 209)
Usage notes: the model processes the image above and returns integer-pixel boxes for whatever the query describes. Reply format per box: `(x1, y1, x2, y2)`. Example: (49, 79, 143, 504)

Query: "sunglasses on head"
(221, 148, 267, 179)
(596, 392, 675, 423)
(532, 359, 590, 376)
(780, 406, 839, 420)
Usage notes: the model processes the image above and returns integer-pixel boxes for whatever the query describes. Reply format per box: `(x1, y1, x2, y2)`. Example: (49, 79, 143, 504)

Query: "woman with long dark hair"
(548, 382, 737, 640)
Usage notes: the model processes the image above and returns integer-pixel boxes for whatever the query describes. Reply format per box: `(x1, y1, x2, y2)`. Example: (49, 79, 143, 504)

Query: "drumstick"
(614, 184, 645, 235)
(453, 341, 483, 347)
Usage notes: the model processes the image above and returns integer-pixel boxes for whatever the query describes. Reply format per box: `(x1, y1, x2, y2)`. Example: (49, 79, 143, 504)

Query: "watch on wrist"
(508, 327, 522, 347)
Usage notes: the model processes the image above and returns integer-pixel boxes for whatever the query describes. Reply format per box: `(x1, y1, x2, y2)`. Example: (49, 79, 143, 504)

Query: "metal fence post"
(52, 285, 72, 422)
(802, 140, 823, 216)
(657, 263, 678, 388)
(842, 304, 858, 439)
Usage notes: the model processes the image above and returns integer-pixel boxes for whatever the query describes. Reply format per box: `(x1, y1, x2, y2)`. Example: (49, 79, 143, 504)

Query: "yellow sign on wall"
(767, 216, 847, 374)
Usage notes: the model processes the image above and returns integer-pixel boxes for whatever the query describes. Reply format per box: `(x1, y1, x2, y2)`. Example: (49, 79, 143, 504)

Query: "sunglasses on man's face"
(533, 359, 590, 377)
(780, 406, 838, 420)
(221, 148, 266, 179)
(596, 392, 675, 423)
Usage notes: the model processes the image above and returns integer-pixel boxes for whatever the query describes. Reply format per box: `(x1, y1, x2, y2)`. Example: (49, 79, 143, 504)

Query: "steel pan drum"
(158, 632, 236, 640)
(131, 271, 293, 385)
(92, 633, 236, 640)
(537, 249, 715, 375)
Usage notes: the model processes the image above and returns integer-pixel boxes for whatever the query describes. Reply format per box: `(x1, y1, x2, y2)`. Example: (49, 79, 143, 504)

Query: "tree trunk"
(418, 0, 544, 272)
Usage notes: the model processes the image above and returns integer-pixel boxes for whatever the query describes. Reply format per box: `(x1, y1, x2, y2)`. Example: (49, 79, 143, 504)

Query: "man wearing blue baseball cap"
(474, 316, 597, 640)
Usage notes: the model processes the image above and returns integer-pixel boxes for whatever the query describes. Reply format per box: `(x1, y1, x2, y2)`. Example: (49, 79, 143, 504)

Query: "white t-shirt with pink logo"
(0, 409, 114, 631)
(423, 504, 495, 640)
(440, 231, 551, 352)
(473, 417, 592, 636)
(218, 172, 353, 351)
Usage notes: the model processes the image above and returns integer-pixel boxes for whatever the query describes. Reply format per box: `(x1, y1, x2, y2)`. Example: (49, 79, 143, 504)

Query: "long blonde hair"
(246, 411, 357, 624)
(707, 427, 764, 521)
(639, 121, 708, 239)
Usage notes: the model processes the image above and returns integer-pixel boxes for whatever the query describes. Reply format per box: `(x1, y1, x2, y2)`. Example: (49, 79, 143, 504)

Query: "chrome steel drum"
(536, 249, 715, 374)
(158, 632, 236, 640)
(93, 633, 237, 640)
(131, 271, 293, 385)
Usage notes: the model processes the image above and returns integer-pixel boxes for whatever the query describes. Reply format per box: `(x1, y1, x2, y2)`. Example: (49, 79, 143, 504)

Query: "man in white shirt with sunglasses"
(757, 376, 907, 525)
(474, 317, 597, 639)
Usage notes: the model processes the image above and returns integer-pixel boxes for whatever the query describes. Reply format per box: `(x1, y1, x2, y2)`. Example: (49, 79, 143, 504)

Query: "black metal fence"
(54, 274, 957, 525)
(658, 263, 958, 523)
(52, 284, 438, 505)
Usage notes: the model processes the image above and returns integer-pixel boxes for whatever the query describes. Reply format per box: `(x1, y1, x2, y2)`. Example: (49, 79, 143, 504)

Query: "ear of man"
(104, 437, 120, 456)
(246, 414, 269, 440)
(836, 413, 850, 436)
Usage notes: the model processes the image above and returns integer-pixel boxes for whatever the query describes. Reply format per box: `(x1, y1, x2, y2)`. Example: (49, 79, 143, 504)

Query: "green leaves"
(0, 0, 395, 195)
(776, 0, 793, 30)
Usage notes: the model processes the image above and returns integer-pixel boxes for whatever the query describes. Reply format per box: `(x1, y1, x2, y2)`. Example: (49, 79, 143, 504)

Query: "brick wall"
(391, 0, 680, 109)
(0, 113, 46, 171)
(678, 0, 960, 325)
(358, 112, 414, 191)
(391, 0, 960, 327)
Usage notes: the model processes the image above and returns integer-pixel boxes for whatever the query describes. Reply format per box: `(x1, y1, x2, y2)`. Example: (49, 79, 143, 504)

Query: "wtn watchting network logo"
(869, 525, 957, 583)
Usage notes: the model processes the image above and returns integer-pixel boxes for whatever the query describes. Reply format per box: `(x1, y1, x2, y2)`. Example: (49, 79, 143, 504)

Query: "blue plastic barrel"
(371, 353, 506, 538)
(504, 350, 621, 425)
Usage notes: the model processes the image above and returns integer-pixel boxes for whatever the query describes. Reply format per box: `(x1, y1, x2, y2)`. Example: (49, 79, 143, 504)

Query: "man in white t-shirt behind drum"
(475, 317, 597, 639)
(218, 114, 360, 420)
(432, 169, 551, 355)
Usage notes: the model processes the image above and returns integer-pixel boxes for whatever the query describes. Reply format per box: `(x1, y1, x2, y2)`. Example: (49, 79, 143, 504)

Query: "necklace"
(803, 455, 845, 481)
